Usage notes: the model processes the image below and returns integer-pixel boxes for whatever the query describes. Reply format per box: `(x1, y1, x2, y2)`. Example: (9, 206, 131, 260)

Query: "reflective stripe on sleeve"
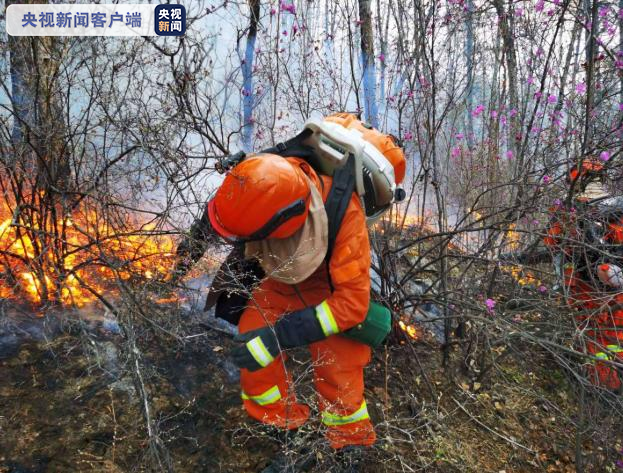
(315, 300, 339, 336)
(606, 344, 623, 353)
(241, 385, 282, 406)
(247, 336, 275, 367)
(321, 400, 370, 426)
(594, 352, 609, 361)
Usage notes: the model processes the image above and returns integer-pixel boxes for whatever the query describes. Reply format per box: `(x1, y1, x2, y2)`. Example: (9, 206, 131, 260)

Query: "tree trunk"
(7, 0, 71, 193)
(358, 0, 379, 127)
(582, 0, 599, 155)
(241, 0, 260, 152)
(465, 0, 475, 149)
(492, 0, 518, 174)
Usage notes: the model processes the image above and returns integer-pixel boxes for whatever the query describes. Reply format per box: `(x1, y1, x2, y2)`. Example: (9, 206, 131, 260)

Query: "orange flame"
(0, 201, 176, 307)
(506, 223, 520, 251)
(500, 264, 541, 287)
(399, 320, 419, 339)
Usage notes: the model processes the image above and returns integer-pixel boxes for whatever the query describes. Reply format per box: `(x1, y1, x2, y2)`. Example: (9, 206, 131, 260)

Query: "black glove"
(231, 327, 280, 371)
(231, 306, 333, 371)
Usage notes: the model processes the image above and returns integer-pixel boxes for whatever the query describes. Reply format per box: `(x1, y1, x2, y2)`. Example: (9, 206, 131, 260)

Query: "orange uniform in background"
(238, 166, 375, 449)
(545, 202, 623, 391)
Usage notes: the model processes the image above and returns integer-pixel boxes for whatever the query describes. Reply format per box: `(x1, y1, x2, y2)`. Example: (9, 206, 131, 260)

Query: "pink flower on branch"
(485, 298, 496, 315)
(472, 104, 485, 117)
(280, 1, 296, 14)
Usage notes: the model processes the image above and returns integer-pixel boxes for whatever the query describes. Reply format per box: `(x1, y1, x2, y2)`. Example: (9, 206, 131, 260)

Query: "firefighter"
(173, 122, 406, 471)
(544, 158, 623, 391)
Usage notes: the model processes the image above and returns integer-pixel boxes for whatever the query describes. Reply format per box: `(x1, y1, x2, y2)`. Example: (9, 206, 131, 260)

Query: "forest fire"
(500, 264, 541, 287)
(398, 319, 419, 339)
(0, 200, 176, 307)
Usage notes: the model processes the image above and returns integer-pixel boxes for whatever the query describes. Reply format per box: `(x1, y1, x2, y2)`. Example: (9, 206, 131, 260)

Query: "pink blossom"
(509, 109, 518, 117)
(292, 24, 298, 34)
(472, 104, 485, 117)
(600, 151, 611, 161)
(536, 0, 544, 12)
(575, 82, 587, 95)
(534, 91, 543, 100)
(515, 7, 523, 16)
(619, 103, 623, 111)
(527, 76, 535, 85)
(538, 285, 548, 293)
(455, 132, 464, 140)
(599, 6, 609, 17)
(505, 150, 514, 159)
(451, 146, 462, 158)
(280, 1, 296, 14)
(378, 53, 385, 62)
(491, 110, 498, 118)
(543, 175, 551, 184)
(553, 0, 560, 4)
(270, 7, 276, 15)
(403, 131, 414, 141)
(547, 94, 557, 104)
(485, 298, 496, 314)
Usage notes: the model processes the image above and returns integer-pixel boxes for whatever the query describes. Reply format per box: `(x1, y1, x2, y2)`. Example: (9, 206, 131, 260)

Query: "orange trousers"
(238, 277, 376, 449)
(565, 269, 623, 391)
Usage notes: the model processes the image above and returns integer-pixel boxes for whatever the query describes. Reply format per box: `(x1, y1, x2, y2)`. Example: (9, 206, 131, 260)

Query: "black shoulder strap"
(261, 129, 314, 160)
(264, 132, 357, 290)
(324, 156, 357, 291)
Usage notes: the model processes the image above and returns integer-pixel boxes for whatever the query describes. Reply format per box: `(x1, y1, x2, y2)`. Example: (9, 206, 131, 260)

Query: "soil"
(0, 307, 621, 473)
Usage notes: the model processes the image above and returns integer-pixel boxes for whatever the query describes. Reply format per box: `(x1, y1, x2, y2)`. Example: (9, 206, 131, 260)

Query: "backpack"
(208, 117, 405, 345)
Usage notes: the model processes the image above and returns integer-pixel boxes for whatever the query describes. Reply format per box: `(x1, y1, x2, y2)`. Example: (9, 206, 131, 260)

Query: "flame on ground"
(0, 201, 176, 307)
(500, 264, 541, 287)
(399, 320, 419, 339)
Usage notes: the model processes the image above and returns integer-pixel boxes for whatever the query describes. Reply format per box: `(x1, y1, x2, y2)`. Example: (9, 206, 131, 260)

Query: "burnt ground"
(0, 305, 622, 473)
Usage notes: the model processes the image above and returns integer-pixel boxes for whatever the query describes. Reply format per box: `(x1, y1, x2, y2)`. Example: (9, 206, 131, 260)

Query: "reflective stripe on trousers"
(241, 385, 282, 406)
(321, 400, 370, 426)
(594, 344, 623, 362)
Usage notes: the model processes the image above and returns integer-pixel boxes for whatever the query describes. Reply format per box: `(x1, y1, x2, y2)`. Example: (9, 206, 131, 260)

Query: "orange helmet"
(207, 155, 311, 241)
(324, 113, 406, 184)
(568, 158, 604, 183)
